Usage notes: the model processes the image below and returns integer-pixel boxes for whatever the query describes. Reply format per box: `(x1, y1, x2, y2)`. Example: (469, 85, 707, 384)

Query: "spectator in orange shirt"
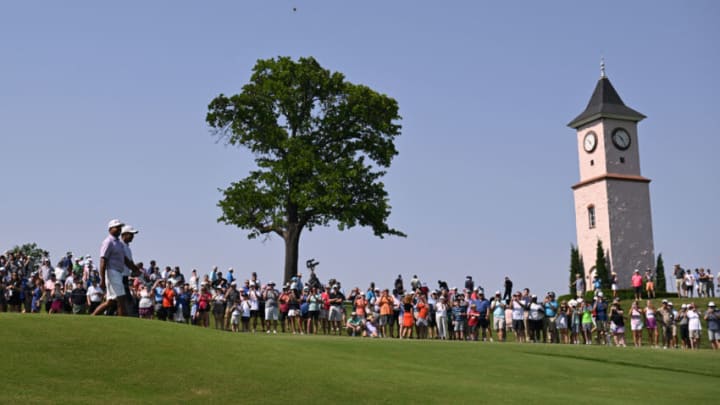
(377, 289, 393, 338)
(415, 294, 429, 339)
(162, 283, 176, 322)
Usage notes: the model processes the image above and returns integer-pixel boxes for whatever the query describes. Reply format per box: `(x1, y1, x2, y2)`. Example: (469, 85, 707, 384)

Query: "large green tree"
(206, 56, 405, 283)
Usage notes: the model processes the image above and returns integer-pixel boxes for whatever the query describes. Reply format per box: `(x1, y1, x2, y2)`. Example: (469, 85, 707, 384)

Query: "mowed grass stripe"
(2, 314, 718, 404)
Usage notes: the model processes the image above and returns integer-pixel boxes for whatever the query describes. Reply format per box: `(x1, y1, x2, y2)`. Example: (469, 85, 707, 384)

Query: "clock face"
(611, 128, 631, 150)
(583, 132, 598, 153)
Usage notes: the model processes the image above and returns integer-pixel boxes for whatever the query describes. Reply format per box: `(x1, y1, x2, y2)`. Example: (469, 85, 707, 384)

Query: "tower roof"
(568, 77, 646, 129)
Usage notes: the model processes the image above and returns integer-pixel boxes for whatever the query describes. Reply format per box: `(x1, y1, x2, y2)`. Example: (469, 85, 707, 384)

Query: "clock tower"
(568, 64, 655, 289)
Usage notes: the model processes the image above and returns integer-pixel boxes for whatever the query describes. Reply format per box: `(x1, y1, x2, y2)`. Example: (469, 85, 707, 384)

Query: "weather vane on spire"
(600, 57, 606, 78)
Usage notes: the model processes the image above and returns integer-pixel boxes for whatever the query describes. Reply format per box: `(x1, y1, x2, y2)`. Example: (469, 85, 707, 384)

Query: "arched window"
(588, 205, 596, 229)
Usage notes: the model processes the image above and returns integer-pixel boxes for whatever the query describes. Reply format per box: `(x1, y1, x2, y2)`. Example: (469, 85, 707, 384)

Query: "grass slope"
(2, 314, 718, 404)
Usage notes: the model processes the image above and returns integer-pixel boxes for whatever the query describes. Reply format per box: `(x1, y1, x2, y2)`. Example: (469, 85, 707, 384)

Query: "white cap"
(228, 267, 234, 272)
(107, 219, 124, 229)
(121, 225, 138, 234)
(597, 291, 603, 297)
(495, 290, 501, 295)
(709, 302, 716, 307)
(634, 269, 640, 273)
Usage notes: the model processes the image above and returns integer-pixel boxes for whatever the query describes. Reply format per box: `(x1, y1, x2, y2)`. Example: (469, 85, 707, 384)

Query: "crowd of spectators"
(1, 249, 719, 350)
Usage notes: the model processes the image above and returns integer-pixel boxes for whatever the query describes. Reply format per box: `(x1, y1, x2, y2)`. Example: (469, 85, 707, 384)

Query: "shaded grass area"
(1, 314, 718, 404)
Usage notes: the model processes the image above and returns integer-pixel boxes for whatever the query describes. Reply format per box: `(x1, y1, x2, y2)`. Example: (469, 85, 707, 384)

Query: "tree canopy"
(206, 56, 405, 282)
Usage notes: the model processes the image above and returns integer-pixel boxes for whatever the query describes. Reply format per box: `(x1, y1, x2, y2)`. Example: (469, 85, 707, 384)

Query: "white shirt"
(64, 275, 75, 291)
(435, 301, 447, 317)
(512, 300, 525, 320)
(87, 285, 104, 302)
(122, 241, 133, 277)
(687, 309, 702, 331)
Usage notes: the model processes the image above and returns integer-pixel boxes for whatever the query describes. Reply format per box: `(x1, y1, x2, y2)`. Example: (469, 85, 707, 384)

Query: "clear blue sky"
(1, 1, 718, 294)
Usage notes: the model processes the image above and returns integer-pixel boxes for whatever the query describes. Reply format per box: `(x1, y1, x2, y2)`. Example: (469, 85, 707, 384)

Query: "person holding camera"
(263, 281, 280, 334)
(511, 292, 526, 343)
(328, 285, 345, 335)
(543, 292, 559, 343)
(491, 292, 506, 342)
(704, 302, 719, 350)
(610, 302, 626, 347)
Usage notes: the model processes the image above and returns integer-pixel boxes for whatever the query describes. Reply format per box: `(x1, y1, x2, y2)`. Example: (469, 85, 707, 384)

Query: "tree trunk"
(283, 222, 302, 285)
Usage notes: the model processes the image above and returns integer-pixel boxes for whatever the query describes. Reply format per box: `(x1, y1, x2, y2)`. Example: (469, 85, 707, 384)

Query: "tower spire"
(600, 57, 606, 78)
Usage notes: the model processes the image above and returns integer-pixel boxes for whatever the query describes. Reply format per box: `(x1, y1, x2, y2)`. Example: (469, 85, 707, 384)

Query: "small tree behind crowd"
(595, 239, 610, 288)
(7, 243, 48, 268)
(655, 253, 666, 293)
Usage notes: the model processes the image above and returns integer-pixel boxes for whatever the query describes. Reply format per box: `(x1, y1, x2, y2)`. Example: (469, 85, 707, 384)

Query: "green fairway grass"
(1, 313, 718, 404)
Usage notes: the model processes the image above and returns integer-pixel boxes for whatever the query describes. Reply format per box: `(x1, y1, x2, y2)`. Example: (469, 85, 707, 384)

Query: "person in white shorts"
(92, 219, 137, 316)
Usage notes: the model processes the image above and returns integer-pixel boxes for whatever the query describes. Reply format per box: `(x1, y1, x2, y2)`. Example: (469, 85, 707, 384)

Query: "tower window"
(620, 157, 625, 163)
(590, 160, 594, 166)
(588, 206, 596, 229)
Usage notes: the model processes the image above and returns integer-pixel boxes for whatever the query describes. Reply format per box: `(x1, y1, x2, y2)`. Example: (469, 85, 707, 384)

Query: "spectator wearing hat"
(263, 282, 280, 334)
(491, 292, 506, 342)
(211, 287, 225, 329)
(328, 285, 345, 335)
(528, 295, 545, 343)
(346, 312, 363, 336)
(120, 225, 140, 315)
(657, 300, 674, 349)
(377, 289, 393, 338)
(305, 287, 321, 334)
(704, 302, 719, 350)
(644, 270, 655, 299)
(676, 304, 689, 348)
(543, 292, 558, 344)
(631, 269, 643, 301)
(510, 292, 526, 343)
(224, 282, 240, 331)
(475, 290, 491, 342)
(364, 315, 379, 337)
(686, 304, 702, 349)
(593, 292, 610, 345)
(414, 293, 429, 339)
(556, 301, 570, 344)
(278, 285, 291, 333)
(580, 298, 594, 344)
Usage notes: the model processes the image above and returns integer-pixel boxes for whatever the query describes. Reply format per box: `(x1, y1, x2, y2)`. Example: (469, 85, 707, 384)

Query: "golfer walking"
(92, 219, 135, 316)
